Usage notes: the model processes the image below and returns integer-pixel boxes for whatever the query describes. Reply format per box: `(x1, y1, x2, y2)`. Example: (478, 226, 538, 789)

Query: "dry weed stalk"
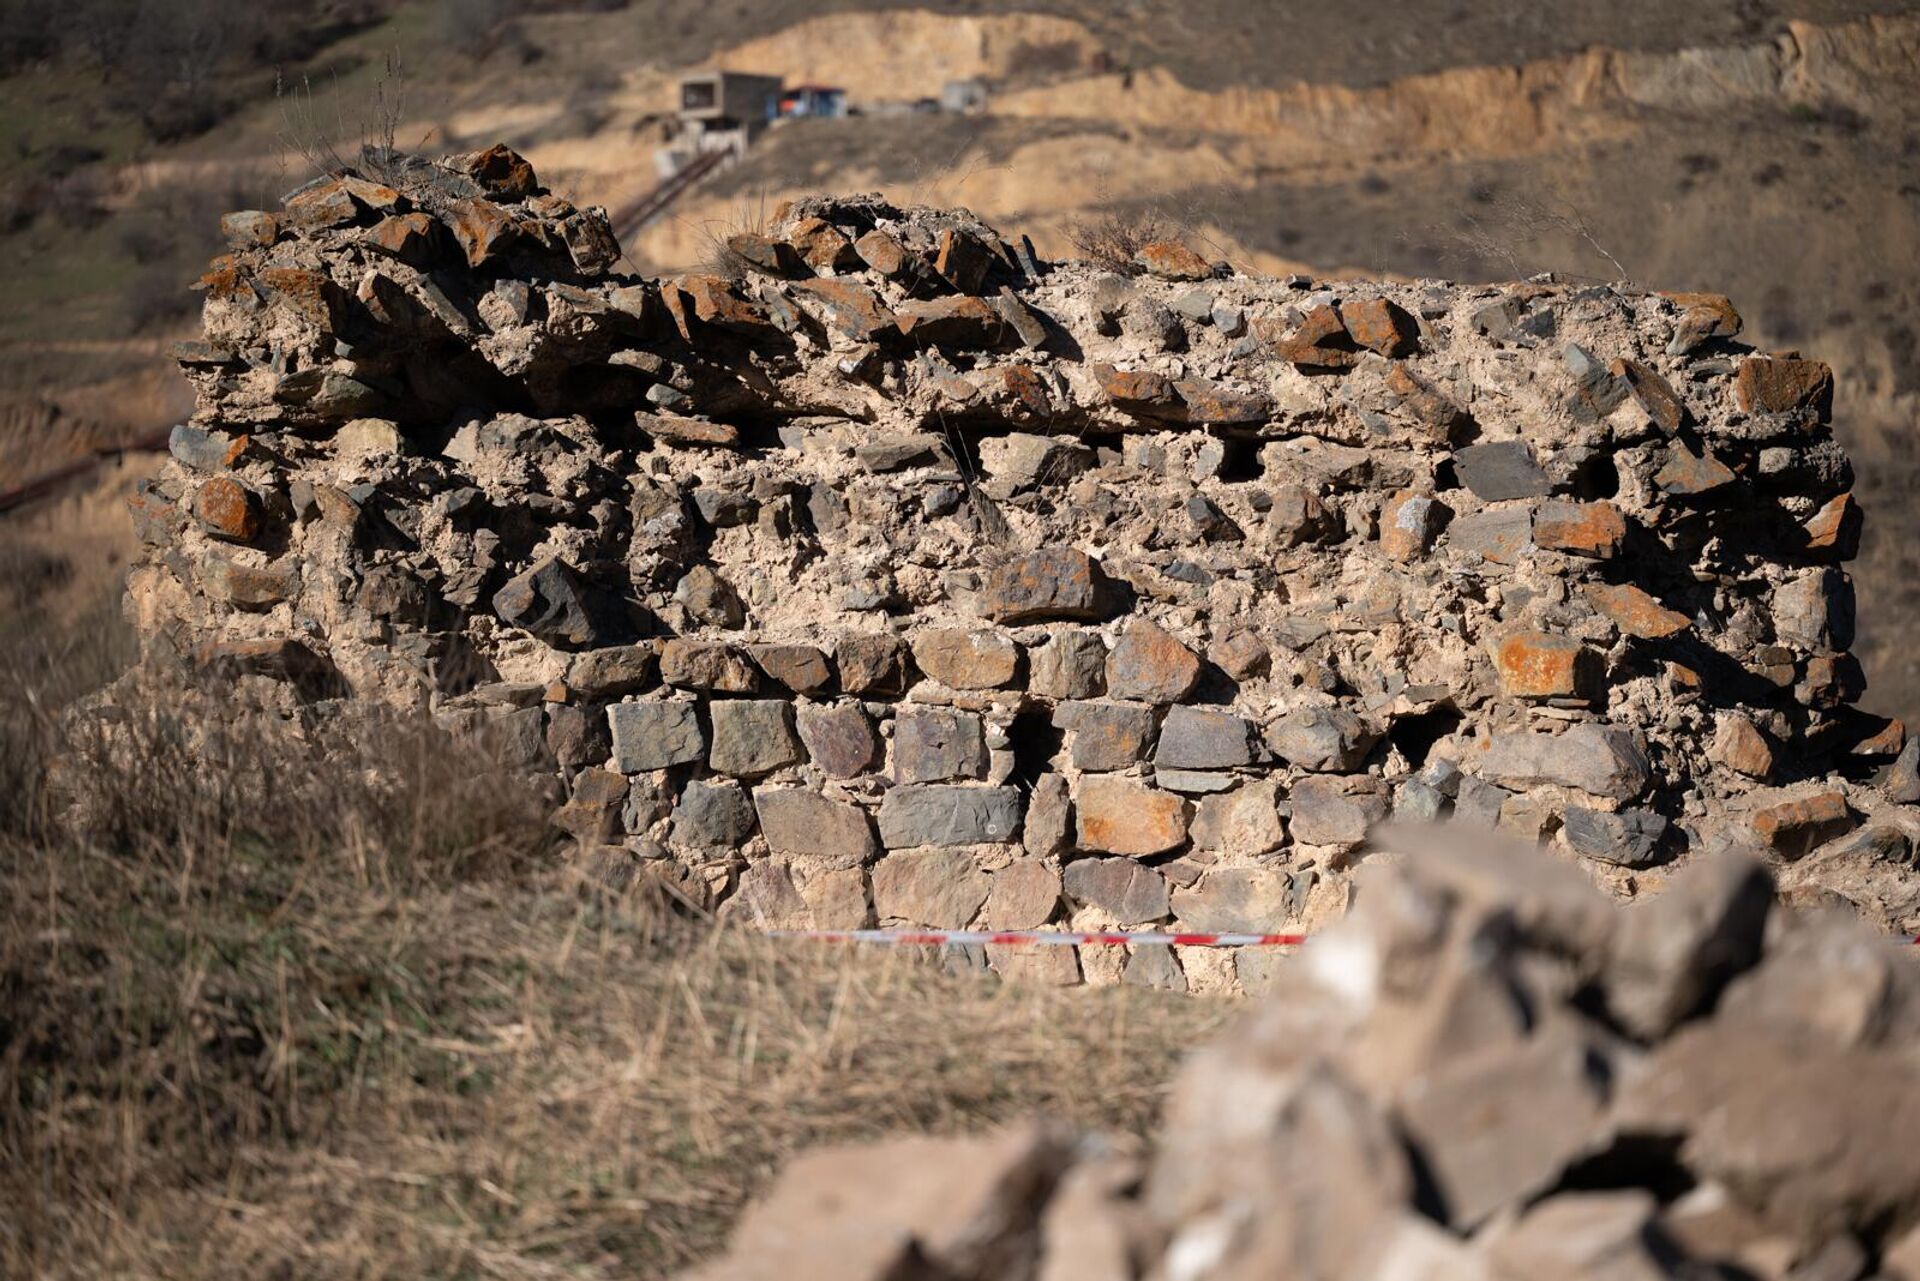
(1065, 204, 1184, 275)
(276, 50, 416, 187)
(1416, 190, 1633, 284)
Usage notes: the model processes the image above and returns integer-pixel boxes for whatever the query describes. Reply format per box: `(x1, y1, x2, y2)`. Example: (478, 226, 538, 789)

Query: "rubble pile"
(121, 145, 1920, 989)
(680, 838, 1920, 1281)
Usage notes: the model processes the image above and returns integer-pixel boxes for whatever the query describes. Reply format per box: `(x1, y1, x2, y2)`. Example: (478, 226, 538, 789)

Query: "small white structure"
(941, 79, 989, 115)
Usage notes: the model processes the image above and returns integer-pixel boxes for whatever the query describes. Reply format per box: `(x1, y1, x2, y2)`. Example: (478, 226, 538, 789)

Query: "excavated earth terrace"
(111, 144, 1920, 992)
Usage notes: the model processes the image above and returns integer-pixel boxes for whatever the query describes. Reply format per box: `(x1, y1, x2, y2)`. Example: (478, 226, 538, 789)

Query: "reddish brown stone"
(369, 211, 438, 266)
(634, 412, 740, 448)
(258, 267, 341, 331)
(1074, 775, 1190, 856)
(219, 210, 279, 248)
(1749, 790, 1852, 858)
(795, 702, 878, 778)
(192, 476, 262, 543)
(749, 644, 833, 693)
(1384, 363, 1471, 444)
(1174, 378, 1272, 425)
(1799, 652, 1864, 710)
(283, 178, 357, 230)
(339, 175, 403, 214)
(445, 197, 517, 267)
(982, 546, 1111, 622)
(659, 640, 758, 692)
(656, 281, 700, 342)
(1134, 239, 1211, 280)
(1852, 716, 1904, 757)
(726, 232, 802, 277)
(1493, 630, 1599, 699)
(1802, 492, 1863, 560)
(1270, 304, 1362, 369)
(911, 628, 1019, 690)
(853, 228, 910, 277)
(989, 364, 1053, 419)
(126, 483, 180, 545)
(1661, 291, 1742, 352)
(1105, 619, 1201, 703)
(458, 143, 539, 199)
(1710, 714, 1775, 779)
(987, 859, 1063, 929)
(675, 274, 777, 336)
(552, 768, 628, 842)
(559, 208, 619, 276)
(836, 633, 907, 695)
(1207, 630, 1270, 680)
(894, 296, 1004, 346)
(1735, 355, 1833, 418)
(1379, 489, 1450, 562)
(934, 227, 994, 292)
(202, 557, 298, 608)
(192, 637, 331, 687)
(1092, 364, 1178, 414)
(1534, 500, 1628, 559)
(1611, 358, 1685, 432)
(1655, 445, 1735, 497)
(1585, 582, 1691, 639)
(1339, 297, 1419, 357)
(195, 261, 249, 302)
(795, 278, 898, 340)
(787, 217, 860, 271)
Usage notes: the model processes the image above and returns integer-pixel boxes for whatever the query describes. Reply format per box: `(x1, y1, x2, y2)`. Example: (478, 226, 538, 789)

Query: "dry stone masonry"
(122, 146, 1920, 990)
(680, 837, 1920, 1281)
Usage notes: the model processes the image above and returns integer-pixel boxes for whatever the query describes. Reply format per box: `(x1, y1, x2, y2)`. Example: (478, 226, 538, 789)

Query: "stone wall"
(122, 146, 1920, 991)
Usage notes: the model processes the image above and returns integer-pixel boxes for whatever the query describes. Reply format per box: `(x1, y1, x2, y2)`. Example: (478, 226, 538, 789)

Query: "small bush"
(1066, 205, 1183, 275)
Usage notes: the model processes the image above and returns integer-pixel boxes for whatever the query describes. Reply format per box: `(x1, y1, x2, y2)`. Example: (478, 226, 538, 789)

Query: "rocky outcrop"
(680, 835, 1920, 1281)
(118, 147, 1919, 990)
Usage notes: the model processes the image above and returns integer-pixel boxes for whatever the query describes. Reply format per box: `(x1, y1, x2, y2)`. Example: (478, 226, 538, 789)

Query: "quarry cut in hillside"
(107, 146, 1920, 991)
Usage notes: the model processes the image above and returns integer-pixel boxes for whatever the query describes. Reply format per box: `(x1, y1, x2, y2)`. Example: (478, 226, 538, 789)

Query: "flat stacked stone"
(115, 147, 1920, 991)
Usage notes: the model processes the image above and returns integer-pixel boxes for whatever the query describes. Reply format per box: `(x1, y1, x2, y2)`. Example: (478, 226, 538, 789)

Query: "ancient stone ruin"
(119, 146, 1919, 990)
(680, 837, 1920, 1280)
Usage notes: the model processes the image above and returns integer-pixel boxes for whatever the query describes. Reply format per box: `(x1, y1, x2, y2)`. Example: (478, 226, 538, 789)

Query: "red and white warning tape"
(771, 928, 1920, 949)
(769, 929, 1308, 948)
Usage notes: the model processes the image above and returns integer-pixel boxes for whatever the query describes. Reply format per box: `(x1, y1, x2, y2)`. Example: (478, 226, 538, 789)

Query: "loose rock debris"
(102, 145, 1920, 991)
(681, 837, 1920, 1281)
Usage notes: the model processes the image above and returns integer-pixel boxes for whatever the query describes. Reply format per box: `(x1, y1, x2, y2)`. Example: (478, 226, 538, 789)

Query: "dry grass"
(1065, 205, 1185, 276)
(0, 536, 1225, 1280)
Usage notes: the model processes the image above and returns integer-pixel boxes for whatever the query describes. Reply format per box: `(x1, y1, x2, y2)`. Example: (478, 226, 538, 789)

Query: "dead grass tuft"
(1066, 205, 1185, 276)
(0, 541, 1225, 1280)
